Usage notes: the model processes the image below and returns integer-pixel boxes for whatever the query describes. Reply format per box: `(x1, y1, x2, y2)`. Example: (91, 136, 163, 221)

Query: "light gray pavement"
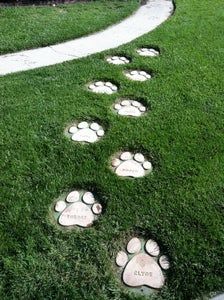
(0, 0, 174, 76)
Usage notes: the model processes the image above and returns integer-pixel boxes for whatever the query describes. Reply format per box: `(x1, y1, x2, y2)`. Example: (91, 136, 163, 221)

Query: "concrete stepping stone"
(111, 152, 152, 178)
(106, 56, 130, 65)
(66, 121, 104, 143)
(53, 190, 102, 228)
(116, 237, 170, 290)
(88, 81, 118, 94)
(114, 99, 146, 117)
(137, 48, 160, 57)
(124, 70, 152, 82)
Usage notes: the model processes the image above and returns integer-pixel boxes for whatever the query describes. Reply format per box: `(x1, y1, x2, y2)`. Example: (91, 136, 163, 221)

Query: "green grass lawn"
(0, 0, 224, 299)
(0, 0, 138, 54)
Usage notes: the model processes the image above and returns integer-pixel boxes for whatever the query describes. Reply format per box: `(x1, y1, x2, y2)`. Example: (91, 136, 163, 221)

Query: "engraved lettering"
(133, 270, 152, 277)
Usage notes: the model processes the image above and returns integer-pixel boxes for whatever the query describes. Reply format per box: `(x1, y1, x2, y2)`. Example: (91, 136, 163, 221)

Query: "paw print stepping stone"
(88, 81, 118, 94)
(106, 56, 130, 65)
(114, 99, 146, 117)
(137, 48, 160, 57)
(53, 190, 102, 228)
(124, 70, 152, 82)
(116, 237, 170, 290)
(67, 121, 105, 143)
(111, 152, 152, 178)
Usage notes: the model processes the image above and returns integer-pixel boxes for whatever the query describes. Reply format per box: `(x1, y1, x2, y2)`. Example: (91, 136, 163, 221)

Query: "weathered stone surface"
(89, 81, 118, 94)
(112, 158, 121, 167)
(134, 153, 145, 163)
(89, 84, 96, 90)
(145, 240, 160, 257)
(71, 128, 98, 143)
(83, 192, 95, 204)
(115, 103, 122, 110)
(124, 70, 151, 82)
(78, 121, 88, 129)
(69, 122, 104, 143)
(139, 106, 146, 112)
(112, 152, 152, 178)
(121, 100, 130, 106)
(115, 160, 145, 178)
(58, 202, 94, 227)
(69, 126, 78, 134)
(66, 191, 80, 203)
(120, 152, 132, 161)
(143, 161, 152, 171)
(105, 82, 113, 88)
(159, 255, 170, 270)
(116, 237, 170, 290)
(114, 100, 146, 117)
(118, 105, 142, 117)
(92, 203, 102, 215)
(122, 253, 165, 289)
(107, 56, 130, 65)
(116, 251, 128, 267)
(96, 129, 105, 137)
(137, 48, 160, 57)
(55, 200, 66, 212)
(132, 101, 141, 107)
(140, 71, 151, 78)
(127, 237, 142, 254)
(95, 81, 104, 87)
(53, 190, 103, 229)
(90, 123, 100, 131)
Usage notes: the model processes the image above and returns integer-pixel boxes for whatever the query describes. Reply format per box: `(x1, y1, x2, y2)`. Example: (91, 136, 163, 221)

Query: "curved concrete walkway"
(211, 295, 224, 300)
(0, 0, 174, 76)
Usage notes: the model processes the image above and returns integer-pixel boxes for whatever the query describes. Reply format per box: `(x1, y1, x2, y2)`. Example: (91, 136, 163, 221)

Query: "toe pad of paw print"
(124, 70, 152, 82)
(88, 81, 118, 94)
(106, 56, 130, 65)
(53, 190, 102, 228)
(116, 237, 170, 291)
(114, 99, 146, 117)
(111, 152, 152, 178)
(67, 121, 105, 143)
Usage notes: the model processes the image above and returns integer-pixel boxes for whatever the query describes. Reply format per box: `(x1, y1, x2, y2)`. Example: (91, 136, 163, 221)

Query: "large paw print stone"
(106, 56, 130, 65)
(116, 237, 170, 290)
(88, 81, 118, 94)
(114, 100, 146, 117)
(54, 190, 102, 228)
(124, 70, 152, 82)
(111, 152, 152, 178)
(137, 48, 160, 57)
(67, 121, 104, 143)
